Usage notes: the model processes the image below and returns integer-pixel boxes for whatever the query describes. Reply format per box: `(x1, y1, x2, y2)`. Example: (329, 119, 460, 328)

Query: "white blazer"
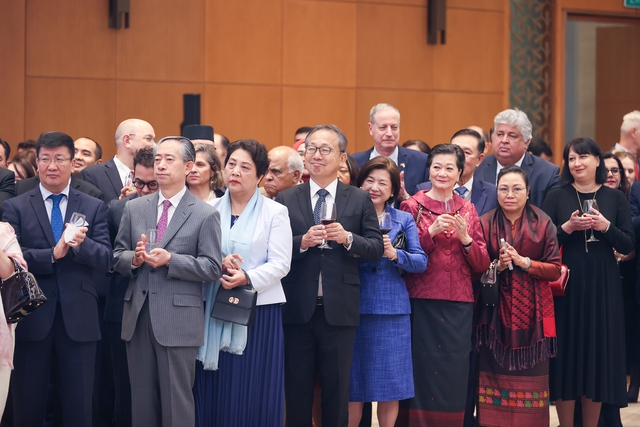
(211, 196, 292, 306)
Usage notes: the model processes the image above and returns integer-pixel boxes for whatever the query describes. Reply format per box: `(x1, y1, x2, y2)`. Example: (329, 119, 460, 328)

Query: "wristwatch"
(344, 231, 353, 247)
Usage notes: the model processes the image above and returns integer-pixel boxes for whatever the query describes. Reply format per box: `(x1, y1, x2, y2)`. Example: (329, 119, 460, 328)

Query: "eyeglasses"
(38, 157, 71, 165)
(133, 178, 158, 190)
(498, 186, 526, 196)
(306, 146, 337, 156)
(129, 134, 155, 143)
(606, 167, 620, 175)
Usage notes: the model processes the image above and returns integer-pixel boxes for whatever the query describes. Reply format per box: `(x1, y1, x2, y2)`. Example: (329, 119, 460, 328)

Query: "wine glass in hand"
(583, 199, 599, 242)
(379, 212, 392, 235)
(318, 201, 337, 250)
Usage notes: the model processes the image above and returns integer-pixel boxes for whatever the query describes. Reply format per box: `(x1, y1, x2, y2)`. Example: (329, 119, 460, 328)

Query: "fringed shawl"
(477, 205, 561, 370)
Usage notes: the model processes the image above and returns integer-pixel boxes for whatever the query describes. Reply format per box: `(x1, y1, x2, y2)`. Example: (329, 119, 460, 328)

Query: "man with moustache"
(263, 146, 303, 199)
(276, 124, 383, 427)
(474, 109, 559, 207)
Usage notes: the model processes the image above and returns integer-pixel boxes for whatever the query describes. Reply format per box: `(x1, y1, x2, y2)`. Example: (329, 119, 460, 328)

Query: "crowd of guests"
(0, 105, 638, 427)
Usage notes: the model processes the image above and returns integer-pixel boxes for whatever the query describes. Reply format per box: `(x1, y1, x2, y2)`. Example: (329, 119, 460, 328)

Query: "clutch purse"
(1, 257, 47, 324)
(479, 260, 499, 307)
(210, 286, 257, 326)
(392, 231, 407, 275)
(549, 264, 570, 297)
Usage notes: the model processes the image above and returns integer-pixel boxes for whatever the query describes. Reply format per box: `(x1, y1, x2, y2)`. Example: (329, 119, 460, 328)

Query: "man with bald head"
(81, 119, 156, 203)
(73, 137, 102, 176)
(263, 146, 303, 199)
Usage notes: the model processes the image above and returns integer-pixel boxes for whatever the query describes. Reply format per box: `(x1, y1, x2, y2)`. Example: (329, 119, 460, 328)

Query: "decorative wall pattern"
(510, 0, 553, 141)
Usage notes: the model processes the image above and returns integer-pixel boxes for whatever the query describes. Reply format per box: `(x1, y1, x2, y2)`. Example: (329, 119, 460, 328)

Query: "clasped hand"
(428, 212, 471, 242)
(133, 233, 171, 268)
(220, 253, 249, 289)
(497, 242, 526, 271)
(565, 209, 610, 233)
(301, 223, 348, 249)
(53, 224, 88, 260)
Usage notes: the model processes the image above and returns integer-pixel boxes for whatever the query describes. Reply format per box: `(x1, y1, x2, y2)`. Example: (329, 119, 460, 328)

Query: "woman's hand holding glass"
(429, 213, 456, 237)
(563, 210, 597, 233)
(497, 242, 528, 272)
(587, 207, 610, 232)
(382, 234, 398, 260)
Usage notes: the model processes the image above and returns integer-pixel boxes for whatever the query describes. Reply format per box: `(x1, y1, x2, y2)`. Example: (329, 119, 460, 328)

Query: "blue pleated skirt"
(349, 313, 414, 402)
(193, 304, 285, 427)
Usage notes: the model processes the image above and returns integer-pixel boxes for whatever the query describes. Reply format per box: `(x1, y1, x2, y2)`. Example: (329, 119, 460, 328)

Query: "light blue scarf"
(197, 187, 263, 370)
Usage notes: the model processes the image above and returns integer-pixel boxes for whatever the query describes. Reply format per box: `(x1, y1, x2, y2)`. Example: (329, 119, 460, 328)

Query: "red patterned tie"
(157, 199, 171, 241)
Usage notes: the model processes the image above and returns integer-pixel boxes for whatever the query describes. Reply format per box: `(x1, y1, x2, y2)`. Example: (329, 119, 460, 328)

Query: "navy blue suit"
(2, 186, 112, 427)
(352, 146, 429, 196)
(414, 179, 498, 217)
(474, 152, 559, 208)
(80, 158, 123, 203)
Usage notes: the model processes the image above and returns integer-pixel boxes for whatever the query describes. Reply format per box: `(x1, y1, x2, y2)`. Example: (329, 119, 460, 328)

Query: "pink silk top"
(400, 191, 490, 302)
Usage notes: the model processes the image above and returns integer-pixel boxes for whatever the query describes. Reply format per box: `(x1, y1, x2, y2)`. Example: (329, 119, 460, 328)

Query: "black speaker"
(181, 94, 201, 135)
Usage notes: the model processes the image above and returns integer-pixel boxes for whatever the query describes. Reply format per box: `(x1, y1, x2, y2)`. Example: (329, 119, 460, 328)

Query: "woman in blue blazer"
(349, 157, 428, 427)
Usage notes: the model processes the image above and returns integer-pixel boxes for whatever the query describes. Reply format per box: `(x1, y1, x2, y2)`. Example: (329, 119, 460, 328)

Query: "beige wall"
(4, 0, 509, 159)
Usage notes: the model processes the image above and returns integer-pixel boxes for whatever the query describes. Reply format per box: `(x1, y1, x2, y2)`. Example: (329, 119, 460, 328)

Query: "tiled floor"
(369, 401, 640, 426)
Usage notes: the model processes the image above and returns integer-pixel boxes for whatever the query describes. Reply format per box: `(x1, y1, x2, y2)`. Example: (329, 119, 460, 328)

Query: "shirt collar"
(309, 178, 338, 199)
(113, 155, 133, 184)
(158, 185, 188, 208)
(39, 179, 71, 201)
(371, 146, 399, 165)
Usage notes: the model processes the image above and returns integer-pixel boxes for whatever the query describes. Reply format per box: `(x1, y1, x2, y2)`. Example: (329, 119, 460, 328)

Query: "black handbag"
(392, 231, 408, 275)
(1, 257, 47, 324)
(210, 286, 257, 326)
(479, 260, 499, 307)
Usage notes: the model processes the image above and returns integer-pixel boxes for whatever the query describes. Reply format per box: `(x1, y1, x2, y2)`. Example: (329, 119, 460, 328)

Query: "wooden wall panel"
(283, 1, 356, 87)
(362, 0, 423, 6)
(355, 90, 434, 152)
(433, 8, 504, 93)
(448, 0, 503, 11)
(203, 84, 281, 148)
(116, 0, 205, 82)
(24, 78, 116, 151)
(432, 91, 503, 145)
(282, 87, 356, 147)
(205, 0, 282, 85)
(116, 81, 205, 155)
(0, 0, 26, 147)
(357, 3, 432, 90)
(26, 0, 115, 79)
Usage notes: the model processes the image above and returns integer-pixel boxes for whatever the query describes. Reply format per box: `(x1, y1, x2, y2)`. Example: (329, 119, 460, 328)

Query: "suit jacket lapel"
(295, 181, 315, 230)
(160, 191, 194, 247)
(335, 181, 351, 223)
(471, 180, 487, 213)
(29, 188, 56, 246)
(397, 148, 408, 172)
(105, 159, 124, 195)
(64, 189, 82, 223)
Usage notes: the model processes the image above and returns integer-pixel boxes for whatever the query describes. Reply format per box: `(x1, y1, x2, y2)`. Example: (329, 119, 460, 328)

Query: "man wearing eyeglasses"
(103, 146, 157, 427)
(81, 118, 156, 203)
(276, 125, 383, 427)
(2, 131, 112, 426)
(474, 109, 559, 207)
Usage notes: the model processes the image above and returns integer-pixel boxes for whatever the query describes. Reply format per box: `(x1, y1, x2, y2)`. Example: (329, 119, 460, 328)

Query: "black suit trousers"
(283, 306, 356, 427)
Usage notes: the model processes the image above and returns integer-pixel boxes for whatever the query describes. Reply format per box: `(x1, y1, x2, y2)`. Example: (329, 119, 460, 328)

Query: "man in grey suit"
(474, 109, 559, 207)
(113, 136, 222, 427)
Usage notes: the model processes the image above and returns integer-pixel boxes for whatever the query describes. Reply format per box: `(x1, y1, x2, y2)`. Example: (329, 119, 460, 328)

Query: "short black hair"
(402, 140, 431, 155)
(560, 137, 607, 185)
(133, 146, 155, 169)
(17, 140, 36, 151)
(226, 139, 269, 178)
(450, 128, 485, 154)
(528, 136, 552, 158)
(78, 136, 103, 160)
(426, 143, 465, 177)
(36, 132, 74, 159)
(0, 139, 10, 160)
(295, 126, 313, 137)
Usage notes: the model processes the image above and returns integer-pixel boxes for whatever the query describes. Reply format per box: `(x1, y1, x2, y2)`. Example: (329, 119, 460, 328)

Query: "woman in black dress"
(541, 138, 635, 427)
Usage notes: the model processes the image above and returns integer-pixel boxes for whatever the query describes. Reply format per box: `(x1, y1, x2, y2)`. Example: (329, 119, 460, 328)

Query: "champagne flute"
(583, 199, 599, 242)
(318, 201, 337, 250)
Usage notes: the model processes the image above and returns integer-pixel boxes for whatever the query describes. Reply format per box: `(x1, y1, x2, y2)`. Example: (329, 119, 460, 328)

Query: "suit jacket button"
(142, 290, 147, 295)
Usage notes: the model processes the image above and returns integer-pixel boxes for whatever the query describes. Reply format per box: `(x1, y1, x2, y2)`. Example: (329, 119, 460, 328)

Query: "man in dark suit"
(16, 174, 103, 200)
(0, 167, 16, 218)
(104, 147, 157, 427)
(2, 132, 112, 427)
(80, 118, 156, 203)
(113, 136, 221, 426)
(352, 103, 429, 200)
(416, 128, 498, 217)
(276, 124, 384, 427)
(474, 109, 559, 207)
